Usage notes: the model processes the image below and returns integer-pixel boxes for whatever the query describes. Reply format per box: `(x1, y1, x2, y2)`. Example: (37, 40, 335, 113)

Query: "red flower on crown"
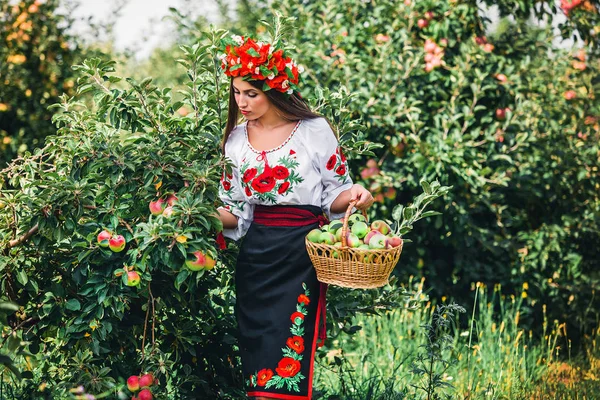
(219, 35, 303, 94)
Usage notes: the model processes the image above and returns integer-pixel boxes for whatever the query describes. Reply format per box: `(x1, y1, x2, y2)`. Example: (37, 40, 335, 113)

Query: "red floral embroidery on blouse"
(278, 181, 290, 194)
(326, 154, 336, 170)
(216, 232, 227, 250)
(335, 164, 347, 176)
(245, 186, 252, 197)
(251, 172, 276, 193)
(297, 294, 310, 305)
(286, 336, 305, 354)
(222, 181, 231, 191)
(339, 148, 346, 162)
(272, 165, 290, 179)
(290, 311, 305, 323)
(276, 357, 301, 378)
(243, 167, 258, 183)
(257, 368, 274, 386)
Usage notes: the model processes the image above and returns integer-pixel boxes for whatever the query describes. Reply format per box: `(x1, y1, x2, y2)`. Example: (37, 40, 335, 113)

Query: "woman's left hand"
(349, 184, 374, 210)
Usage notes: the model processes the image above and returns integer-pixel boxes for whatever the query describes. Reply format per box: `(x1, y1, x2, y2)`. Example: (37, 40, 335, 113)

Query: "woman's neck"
(250, 110, 291, 131)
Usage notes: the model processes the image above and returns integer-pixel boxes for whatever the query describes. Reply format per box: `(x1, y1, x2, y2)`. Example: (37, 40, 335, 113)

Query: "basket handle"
(341, 200, 368, 248)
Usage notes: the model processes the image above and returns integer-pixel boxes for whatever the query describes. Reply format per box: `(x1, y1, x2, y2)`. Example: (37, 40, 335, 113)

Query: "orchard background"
(1, 0, 599, 399)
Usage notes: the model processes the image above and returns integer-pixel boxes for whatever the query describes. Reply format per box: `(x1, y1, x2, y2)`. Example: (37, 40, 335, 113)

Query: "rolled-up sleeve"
(314, 121, 353, 220)
(218, 140, 254, 240)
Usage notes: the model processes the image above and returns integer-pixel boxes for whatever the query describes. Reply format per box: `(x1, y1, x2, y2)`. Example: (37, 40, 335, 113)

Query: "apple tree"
(0, 27, 252, 397)
(0, 0, 97, 169)
(227, 0, 600, 344)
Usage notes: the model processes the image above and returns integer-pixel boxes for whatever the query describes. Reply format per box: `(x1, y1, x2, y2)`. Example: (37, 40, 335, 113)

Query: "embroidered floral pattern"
(326, 146, 350, 184)
(246, 283, 310, 393)
(239, 152, 304, 204)
(219, 171, 246, 214)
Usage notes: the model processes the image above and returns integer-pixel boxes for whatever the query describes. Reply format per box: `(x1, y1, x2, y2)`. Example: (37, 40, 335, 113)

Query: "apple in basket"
(319, 231, 336, 245)
(368, 233, 388, 249)
(351, 221, 369, 239)
(347, 213, 367, 226)
(363, 230, 379, 245)
(335, 227, 344, 242)
(371, 220, 391, 235)
(346, 233, 362, 248)
(328, 220, 343, 234)
(386, 236, 403, 248)
(307, 229, 323, 243)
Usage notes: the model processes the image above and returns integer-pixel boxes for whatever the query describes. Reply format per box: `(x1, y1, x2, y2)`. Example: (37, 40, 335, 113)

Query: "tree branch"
(5, 224, 39, 252)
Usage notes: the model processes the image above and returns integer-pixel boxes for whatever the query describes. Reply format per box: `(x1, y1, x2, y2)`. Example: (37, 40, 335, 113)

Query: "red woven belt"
(253, 205, 328, 227)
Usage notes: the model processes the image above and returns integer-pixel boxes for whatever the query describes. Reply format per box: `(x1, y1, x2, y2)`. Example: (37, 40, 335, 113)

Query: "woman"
(216, 35, 374, 400)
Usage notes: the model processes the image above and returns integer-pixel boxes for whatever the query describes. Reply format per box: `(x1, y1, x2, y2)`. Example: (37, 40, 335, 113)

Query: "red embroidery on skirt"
(246, 283, 310, 393)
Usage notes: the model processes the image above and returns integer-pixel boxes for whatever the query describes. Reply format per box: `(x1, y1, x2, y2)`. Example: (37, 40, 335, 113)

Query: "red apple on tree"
(166, 194, 178, 206)
(495, 108, 507, 120)
(109, 234, 126, 252)
(186, 251, 207, 271)
(138, 372, 154, 388)
(126, 271, 141, 287)
(149, 198, 165, 216)
(417, 18, 429, 29)
(138, 389, 153, 400)
(204, 253, 216, 270)
(127, 375, 140, 392)
(564, 90, 577, 100)
(162, 206, 174, 217)
(97, 230, 111, 248)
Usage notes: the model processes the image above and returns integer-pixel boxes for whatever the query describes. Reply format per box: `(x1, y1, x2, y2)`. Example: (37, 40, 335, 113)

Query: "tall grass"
(314, 278, 600, 399)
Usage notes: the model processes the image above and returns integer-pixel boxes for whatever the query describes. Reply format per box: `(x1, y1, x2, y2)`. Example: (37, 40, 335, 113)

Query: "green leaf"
(420, 180, 432, 195)
(16, 269, 28, 286)
(65, 299, 81, 311)
(175, 269, 189, 289)
(392, 205, 404, 222)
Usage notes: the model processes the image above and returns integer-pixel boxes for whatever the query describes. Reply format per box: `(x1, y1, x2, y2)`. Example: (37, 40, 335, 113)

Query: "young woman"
(216, 35, 374, 400)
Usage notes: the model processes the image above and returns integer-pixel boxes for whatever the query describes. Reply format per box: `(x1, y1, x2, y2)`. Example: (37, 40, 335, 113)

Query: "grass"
(314, 278, 600, 399)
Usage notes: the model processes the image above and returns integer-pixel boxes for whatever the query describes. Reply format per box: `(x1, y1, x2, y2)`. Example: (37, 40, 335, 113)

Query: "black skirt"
(236, 205, 329, 400)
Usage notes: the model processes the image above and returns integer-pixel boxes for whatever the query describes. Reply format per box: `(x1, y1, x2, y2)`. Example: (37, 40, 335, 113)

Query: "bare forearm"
(331, 183, 374, 213)
(330, 189, 353, 214)
(218, 208, 239, 229)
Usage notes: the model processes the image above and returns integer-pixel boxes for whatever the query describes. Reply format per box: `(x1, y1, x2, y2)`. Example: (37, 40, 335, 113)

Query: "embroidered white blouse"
(219, 117, 354, 240)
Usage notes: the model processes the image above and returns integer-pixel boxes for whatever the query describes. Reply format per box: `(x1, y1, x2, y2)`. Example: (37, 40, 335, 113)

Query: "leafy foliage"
(231, 0, 600, 346)
(0, 0, 90, 168)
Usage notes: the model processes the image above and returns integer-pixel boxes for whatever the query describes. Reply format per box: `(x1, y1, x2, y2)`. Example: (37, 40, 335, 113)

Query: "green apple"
(328, 220, 343, 234)
(346, 233, 361, 248)
(319, 232, 336, 245)
(307, 229, 323, 243)
(335, 227, 344, 242)
(351, 221, 369, 239)
(348, 213, 367, 226)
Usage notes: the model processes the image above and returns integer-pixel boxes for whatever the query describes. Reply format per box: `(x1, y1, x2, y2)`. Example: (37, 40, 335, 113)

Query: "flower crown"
(218, 35, 303, 94)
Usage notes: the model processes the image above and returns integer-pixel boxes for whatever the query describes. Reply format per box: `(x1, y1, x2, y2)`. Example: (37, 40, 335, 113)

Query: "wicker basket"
(306, 202, 403, 289)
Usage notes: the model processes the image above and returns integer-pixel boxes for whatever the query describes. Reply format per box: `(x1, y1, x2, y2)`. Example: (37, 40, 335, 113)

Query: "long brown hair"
(222, 79, 324, 153)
